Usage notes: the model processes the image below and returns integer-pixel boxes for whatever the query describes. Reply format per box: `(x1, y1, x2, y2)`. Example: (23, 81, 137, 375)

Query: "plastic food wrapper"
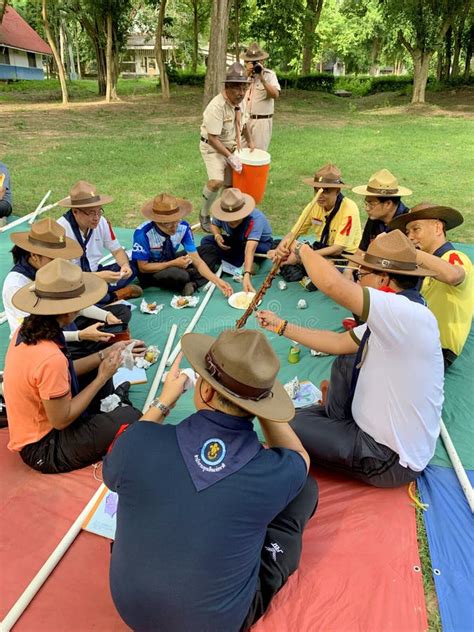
(162, 367, 198, 392)
(310, 349, 330, 357)
(278, 280, 287, 290)
(171, 295, 200, 310)
(100, 393, 122, 413)
(135, 345, 160, 370)
(297, 299, 308, 309)
(283, 378, 322, 408)
(140, 299, 164, 315)
(121, 341, 136, 370)
(284, 376, 300, 400)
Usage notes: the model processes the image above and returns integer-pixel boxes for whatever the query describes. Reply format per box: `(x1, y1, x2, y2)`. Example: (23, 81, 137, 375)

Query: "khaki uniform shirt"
(200, 93, 249, 151)
(245, 69, 280, 116)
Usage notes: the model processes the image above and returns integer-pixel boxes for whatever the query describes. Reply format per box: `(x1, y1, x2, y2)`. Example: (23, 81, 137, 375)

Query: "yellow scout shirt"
(422, 249, 474, 356)
(295, 195, 361, 254)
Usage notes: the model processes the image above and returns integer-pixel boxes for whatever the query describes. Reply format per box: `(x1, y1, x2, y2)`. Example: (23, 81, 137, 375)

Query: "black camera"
(252, 61, 263, 74)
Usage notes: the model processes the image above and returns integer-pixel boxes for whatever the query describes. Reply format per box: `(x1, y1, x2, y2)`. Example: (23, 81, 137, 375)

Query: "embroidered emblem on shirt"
(265, 541, 284, 562)
(194, 438, 227, 473)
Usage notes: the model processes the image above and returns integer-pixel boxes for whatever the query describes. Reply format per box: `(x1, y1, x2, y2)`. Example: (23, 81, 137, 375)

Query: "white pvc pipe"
(439, 417, 474, 513)
(0, 200, 62, 233)
(28, 190, 52, 224)
(143, 324, 178, 412)
(0, 313, 7, 327)
(166, 266, 222, 367)
(190, 222, 200, 231)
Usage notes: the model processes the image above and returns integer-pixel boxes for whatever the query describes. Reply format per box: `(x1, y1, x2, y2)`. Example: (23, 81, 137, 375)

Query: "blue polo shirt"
(359, 201, 409, 252)
(0, 162, 12, 207)
(131, 220, 197, 263)
(103, 415, 306, 632)
(211, 209, 273, 246)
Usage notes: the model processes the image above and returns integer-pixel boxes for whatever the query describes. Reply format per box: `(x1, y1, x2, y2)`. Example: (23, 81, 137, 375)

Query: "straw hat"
(346, 229, 437, 277)
(223, 62, 252, 84)
(10, 218, 83, 259)
(242, 42, 269, 62)
(211, 188, 255, 222)
(181, 329, 295, 423)
(389, 202, 463, 232)
(303, 163, 349, 189)
(12, 258, 107, 315)
(59, 180, 113, 208)
(352, 169, 412, 197)
(141, 193, 193, 223)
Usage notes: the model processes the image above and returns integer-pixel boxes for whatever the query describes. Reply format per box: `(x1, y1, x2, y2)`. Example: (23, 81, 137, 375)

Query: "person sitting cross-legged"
(198, 187, 273, 294)
(132, 192, 232, 297)
(257, 230, 444, 488)
(103, 328, 318, 632)
(3, 259, 143, 474)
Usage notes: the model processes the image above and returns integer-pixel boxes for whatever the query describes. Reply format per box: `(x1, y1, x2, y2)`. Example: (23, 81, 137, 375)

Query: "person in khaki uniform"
(243, 43, 280, 152)
(199, 63, 254, 232)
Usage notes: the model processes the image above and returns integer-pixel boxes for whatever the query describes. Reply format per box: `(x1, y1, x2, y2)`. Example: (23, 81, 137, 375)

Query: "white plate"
(228, 291, 256, 310)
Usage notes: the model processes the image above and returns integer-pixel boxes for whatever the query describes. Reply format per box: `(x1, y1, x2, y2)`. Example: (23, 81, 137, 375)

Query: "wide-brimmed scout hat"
(223, 62, 252, 84)
(303, 163, 349, 189)
(352, 169, 412, 197)
(242, 42, 269, 62)
(181, 329, 295, 423)
(10, 218, 83, 259)
(141, 193, 193, 223)
(346, 229, 436, 277)
(211, 188, 255, 222)
(59, 180, 114, 208)
(389, 202, 464, 233)
(12, 258, 107, 315)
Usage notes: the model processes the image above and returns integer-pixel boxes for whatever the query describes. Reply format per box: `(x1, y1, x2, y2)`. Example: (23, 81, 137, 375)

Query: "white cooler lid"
(235, 148, 271, 166)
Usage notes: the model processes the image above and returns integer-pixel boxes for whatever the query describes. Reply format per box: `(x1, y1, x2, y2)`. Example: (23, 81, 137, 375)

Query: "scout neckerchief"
(315, 192, 344, 249)
(63, 209, 93, 272)
(432, 241, 454, 258)
(346, 285, 426, 416)
(11, 256, 37, 280)
(223, 90, 242, 152)
(176, 409, 262, 492)
(153, 224, 178, 262)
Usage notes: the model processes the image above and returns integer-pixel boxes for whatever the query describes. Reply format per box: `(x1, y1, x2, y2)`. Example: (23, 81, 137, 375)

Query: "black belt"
(200, 136, 209, 144)
(250, 114, 273, 119)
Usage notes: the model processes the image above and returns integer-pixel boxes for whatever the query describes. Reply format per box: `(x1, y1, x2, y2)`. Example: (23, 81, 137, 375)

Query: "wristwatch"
(294, 241, 305, 263)
(149, 398, 170, 417)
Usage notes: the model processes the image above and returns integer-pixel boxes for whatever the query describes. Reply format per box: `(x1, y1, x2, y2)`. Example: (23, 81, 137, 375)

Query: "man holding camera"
(243, 43, 280, 151)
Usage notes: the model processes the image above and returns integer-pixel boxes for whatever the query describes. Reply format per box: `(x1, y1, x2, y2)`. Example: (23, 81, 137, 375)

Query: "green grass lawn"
(1, 80, 473, 243)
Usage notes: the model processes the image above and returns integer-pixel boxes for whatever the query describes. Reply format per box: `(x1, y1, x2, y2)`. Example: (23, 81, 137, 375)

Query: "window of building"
(27, 52, 37, 68)
(0, 46, 10, 65)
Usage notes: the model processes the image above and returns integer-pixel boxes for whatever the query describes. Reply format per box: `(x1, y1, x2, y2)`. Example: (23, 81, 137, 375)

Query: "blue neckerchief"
(11, 256, 37, 280)
(154, 225, 177, 262)
(176, 410, 262, 492)
(347, 286, 426, 415)
(318, 192, 344, 247)
(63, 209, 92, 272)
(432, 241, 454, 258)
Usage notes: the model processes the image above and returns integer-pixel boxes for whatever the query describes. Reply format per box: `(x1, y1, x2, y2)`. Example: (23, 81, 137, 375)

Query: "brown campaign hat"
(58, 180, 114, 208)
(181, 329, 295, 423)
(242, 42, 269, 62)
(223, 62, 252, 84)
(141, 193, 193, 223)
(389, 202, 464, 233)
(211, 188, 255, 222)
(12, 258, 108, 315)
(352, 169, 412, 197)
(346, 229, 437, 277)
(303, 163, 349, 189)
(10, 218, 83, 259)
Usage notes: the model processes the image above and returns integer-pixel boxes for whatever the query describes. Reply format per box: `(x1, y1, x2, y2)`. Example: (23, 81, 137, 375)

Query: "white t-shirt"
(57, 215, 121, 272)
(351, 287, 444, 472)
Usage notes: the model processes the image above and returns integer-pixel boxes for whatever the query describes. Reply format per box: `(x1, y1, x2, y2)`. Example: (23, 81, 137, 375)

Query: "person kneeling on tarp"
(3, 259, 143, 474)
(198, 187, 273, 294)
(132, 192, 232, 297)
(103, 329, 318, 632)
(257, 230, 444, 488)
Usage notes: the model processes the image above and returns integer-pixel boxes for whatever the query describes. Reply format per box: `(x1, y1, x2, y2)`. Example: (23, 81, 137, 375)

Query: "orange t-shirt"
(4, 333, 71, 451)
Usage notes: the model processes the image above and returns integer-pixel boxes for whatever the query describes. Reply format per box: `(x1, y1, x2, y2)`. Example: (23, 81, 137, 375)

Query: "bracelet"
(149, 397, 170, 417)
(276, 319, 288, 336)
(294, 241, 304, 263)
(243, 270, 252, 276)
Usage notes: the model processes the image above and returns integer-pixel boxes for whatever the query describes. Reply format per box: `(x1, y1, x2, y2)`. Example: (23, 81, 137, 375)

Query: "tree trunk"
(301, 0, 324, 74)
(75, 38, 82, 79)
(0, 1, 9, 24)
(42, 0, 69, 104)
(105, 12, 113, 102)
(192, 0, 198, 72)
(436, 50, 443, 80)
(155, 0, 170, 100)
(443, 26, 452, 80)
(411, 49, 432, 104)
(203, 0, 232, 107)
(463, 22, 474, 80)
(233, 0, 240, 62)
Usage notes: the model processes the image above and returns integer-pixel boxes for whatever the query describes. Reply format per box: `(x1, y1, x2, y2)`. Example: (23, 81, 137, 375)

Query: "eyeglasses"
(364, 200, 381, 210)
(79, 208, 103, 218)
(353, 270, 373, 282)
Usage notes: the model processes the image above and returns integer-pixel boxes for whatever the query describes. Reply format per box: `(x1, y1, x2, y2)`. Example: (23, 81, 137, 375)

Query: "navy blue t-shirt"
(359, 201, 409, 252)
(103, 416, 306, 632)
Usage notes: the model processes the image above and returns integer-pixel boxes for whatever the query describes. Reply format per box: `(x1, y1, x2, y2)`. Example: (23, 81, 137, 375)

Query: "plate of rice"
(228, 291, 256, 310)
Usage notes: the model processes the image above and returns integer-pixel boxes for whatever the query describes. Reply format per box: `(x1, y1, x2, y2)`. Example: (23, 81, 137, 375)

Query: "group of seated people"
(1, 165, 472, 631)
